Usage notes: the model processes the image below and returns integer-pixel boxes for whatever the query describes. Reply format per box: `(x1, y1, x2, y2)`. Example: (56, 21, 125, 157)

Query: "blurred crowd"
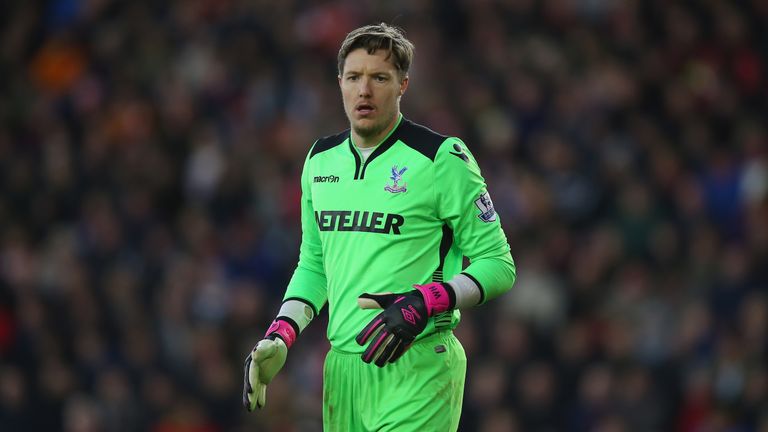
(1, 0, 767, 431)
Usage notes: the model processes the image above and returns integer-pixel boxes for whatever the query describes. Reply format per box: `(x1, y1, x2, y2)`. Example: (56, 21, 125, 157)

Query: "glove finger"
(246, 355, 262, 411)
(358, 292, 402, 309)
(355, 312, 386, 345)
(373, 334, 400, 367)
(382, 338, 403, 364)
(388, 340, 412, 364)
(242, 356, 253, 410)
(256, 381, 267, 409)
(362, 329, 391, 364)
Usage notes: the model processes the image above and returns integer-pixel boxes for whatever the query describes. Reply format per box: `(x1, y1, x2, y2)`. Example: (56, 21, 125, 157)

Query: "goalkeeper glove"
(242, 319, 296, 410)
(355, 282, 455, 367)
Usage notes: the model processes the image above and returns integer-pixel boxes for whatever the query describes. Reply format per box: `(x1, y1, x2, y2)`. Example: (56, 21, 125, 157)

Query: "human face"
(339, 48, 409, 147)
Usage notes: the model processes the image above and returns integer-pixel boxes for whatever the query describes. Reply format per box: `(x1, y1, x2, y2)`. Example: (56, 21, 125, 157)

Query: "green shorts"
(322, 330, 467, 432)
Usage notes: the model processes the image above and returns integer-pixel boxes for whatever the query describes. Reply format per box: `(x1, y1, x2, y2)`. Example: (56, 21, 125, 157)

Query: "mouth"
(355, 102, 375, 117)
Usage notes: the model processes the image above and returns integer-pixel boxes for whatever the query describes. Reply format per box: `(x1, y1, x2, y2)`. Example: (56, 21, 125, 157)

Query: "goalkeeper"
(243, 23, 516, 431)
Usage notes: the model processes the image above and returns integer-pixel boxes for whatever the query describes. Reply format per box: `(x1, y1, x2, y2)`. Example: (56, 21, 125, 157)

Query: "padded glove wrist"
(264, 318, 298, 348)
(413, 282, 455, 316)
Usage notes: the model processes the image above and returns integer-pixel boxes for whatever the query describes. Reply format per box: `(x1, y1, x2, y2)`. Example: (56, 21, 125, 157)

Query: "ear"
(338, 75, 342, 88)
(399, 75, 409, 96)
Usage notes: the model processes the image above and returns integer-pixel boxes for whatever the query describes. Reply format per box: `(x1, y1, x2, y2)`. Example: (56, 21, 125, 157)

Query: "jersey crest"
(384, 165, 408, 193)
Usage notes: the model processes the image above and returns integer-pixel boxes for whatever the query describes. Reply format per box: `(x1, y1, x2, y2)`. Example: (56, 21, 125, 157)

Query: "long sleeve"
(284, 146, 328, 315)
(434, 138, 516, 304)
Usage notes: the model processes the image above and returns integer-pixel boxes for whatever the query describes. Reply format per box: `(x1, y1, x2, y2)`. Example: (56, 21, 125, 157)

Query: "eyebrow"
(344, 70, 393, 76)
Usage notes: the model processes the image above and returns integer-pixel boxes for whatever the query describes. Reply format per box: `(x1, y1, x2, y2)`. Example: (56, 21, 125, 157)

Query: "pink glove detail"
(413, 282, 453, 316)
(265, 319, 296, 349)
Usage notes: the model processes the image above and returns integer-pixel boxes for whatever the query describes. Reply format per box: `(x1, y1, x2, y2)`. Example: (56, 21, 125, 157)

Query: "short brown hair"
(337, 23, 414, 80)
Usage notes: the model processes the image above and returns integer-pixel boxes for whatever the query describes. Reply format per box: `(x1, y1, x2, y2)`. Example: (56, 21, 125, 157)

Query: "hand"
(355, 282, 454, 367)
(242, 338, 287, 411)
(243, 319, 296, 411)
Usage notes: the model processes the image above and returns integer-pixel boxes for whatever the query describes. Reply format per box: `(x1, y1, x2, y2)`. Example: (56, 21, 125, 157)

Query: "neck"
(352, 113, 400, 148)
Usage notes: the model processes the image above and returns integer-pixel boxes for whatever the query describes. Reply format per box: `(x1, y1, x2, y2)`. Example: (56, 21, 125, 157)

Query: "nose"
(357, 77, 372, 97)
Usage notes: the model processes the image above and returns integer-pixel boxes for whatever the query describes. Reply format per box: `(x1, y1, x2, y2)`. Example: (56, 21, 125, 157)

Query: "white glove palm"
(243, 338, 287, 410)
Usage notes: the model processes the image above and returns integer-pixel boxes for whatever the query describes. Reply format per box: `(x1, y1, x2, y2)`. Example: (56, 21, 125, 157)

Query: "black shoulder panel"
(397, 119, 449, 162)
(310, 129, 350, 159)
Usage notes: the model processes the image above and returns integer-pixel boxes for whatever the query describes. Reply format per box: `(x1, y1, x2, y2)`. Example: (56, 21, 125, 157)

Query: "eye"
(374, 75, 388, 83)
(346, 75, 359, 82)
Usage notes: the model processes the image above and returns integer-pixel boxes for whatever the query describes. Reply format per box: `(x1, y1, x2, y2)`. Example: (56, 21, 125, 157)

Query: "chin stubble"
(352, 120, 385, 140)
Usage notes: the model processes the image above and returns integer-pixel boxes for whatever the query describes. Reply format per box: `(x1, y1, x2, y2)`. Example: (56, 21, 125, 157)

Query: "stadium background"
(1, 0, 766, 431)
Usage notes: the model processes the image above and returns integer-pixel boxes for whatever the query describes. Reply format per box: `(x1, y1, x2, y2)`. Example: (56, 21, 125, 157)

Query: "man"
(243, 23, 516, 431)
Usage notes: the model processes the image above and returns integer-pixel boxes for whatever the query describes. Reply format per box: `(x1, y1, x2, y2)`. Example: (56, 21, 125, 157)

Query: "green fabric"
(323, 331, 466, 431)
(285, 117, 516, 352)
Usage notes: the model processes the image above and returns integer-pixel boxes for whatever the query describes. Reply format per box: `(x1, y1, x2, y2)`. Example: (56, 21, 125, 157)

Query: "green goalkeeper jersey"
(285, 115, 516, 352)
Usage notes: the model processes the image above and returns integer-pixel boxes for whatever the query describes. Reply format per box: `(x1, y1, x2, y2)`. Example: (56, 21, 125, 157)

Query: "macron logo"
(314, 175, 339, 183)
